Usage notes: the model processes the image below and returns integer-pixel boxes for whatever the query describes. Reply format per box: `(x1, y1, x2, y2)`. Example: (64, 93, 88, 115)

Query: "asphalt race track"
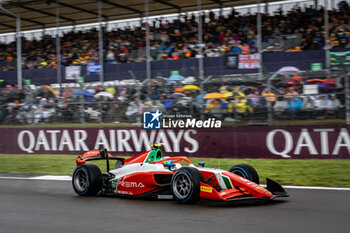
(0, 178, 349, 233)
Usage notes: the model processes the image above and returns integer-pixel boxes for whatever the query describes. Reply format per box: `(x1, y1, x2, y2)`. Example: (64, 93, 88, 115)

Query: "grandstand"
(0, 0, 341, 42)
(0, 0, 349, 126)
(0, 0, 331, 33)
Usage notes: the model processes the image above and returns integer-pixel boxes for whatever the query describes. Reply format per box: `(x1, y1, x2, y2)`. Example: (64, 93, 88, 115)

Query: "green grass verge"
(0, 154, 349, 187)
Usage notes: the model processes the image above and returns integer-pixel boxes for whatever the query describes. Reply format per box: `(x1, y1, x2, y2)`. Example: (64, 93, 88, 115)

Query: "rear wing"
(75, 149, 124, 172)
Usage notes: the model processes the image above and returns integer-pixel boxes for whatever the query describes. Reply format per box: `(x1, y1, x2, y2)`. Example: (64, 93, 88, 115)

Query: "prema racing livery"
(72, 145, 288, 204)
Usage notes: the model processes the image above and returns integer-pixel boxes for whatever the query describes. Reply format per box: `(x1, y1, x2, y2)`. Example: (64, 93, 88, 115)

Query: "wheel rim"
(172, 173, 192, 199)
(74, 168, 88, 192)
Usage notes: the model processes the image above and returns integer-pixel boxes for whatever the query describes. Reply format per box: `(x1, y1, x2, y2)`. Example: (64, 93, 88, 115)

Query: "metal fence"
(0, 98, 346, 126)
(0, 87, 346, 126)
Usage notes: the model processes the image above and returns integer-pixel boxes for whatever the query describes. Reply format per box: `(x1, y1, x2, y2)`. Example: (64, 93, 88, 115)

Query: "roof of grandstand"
(0, 0, 282, 33)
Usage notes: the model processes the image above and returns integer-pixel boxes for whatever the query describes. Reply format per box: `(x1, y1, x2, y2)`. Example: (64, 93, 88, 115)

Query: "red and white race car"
(72, 145, 288, 203)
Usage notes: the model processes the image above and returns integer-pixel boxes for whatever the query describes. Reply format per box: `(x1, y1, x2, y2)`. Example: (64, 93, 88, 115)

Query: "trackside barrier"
(1, 125, 349, 159)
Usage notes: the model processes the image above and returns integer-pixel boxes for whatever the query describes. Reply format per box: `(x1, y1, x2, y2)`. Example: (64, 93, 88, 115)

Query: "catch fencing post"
(324, 0, 330, 70)
(98, 0, 104, 87)
(346, 71, 350, 125)
(257, 0, 263, 80)
(56, 2, 62, 93)
(0, 4, 22, 89)
(197, 0, 204, 81)
(16, 16, 22, 90)
(145, 0, 151, 90)
(98, 0, 104, 123)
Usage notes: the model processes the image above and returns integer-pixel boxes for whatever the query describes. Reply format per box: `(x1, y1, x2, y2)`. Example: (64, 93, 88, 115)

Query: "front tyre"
(229, 164, 260, 184)
(72, 164, 103, 196)
(171, 167, 203, 204)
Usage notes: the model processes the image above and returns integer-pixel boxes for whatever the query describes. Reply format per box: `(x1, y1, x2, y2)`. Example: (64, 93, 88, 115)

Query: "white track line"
(260, 184, 350, 191)
(29, 175, 72, 181)
(0, 175, 71, 181)
(0, 175, 349, 191)
(282, 185, 350, 191)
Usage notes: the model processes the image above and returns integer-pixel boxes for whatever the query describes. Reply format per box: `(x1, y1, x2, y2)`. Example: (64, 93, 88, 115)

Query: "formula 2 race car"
(72, 145, 288, 203)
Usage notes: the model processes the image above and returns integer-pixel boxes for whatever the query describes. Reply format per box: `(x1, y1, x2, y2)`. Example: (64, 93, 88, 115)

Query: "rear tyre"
(229, 164, 259, 184)
(171, 167, 203, 204)
(72, 164, 103, 196)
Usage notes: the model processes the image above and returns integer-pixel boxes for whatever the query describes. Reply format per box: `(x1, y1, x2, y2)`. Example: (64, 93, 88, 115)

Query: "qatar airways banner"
(0, 125, 349, 159)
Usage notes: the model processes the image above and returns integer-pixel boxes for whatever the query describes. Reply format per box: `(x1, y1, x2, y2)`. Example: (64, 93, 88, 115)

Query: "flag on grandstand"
(329, 50, 350, 67)
(87, 63, 101, 75)
(65, 66, 81, 80)
(238, 54, 261, 69)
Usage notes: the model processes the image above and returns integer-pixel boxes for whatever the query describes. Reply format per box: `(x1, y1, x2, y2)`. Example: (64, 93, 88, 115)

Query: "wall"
(0, 50, 326, 85)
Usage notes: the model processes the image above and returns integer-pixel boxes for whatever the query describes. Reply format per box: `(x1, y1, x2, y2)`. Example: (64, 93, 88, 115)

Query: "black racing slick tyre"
(171, 167, 203, 204)
(72, 164, 103, 196)
(229, 164, 260, 184)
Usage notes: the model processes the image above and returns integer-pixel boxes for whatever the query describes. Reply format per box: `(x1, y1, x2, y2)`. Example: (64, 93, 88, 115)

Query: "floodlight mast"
(0, 2, 22, 89)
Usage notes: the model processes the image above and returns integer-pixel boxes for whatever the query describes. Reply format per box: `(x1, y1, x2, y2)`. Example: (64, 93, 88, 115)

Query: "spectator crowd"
(0, 71, 346, 125)
(0, 2, 349, 71)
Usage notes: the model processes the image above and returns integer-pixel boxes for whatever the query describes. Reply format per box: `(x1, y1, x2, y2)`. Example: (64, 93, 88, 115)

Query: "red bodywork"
(198, 172, 273, 201)
(76, 150, 115, 166)
(115, 172, 171, 196)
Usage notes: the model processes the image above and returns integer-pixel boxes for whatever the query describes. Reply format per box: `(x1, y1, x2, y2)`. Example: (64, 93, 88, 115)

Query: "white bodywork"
(109, 163, 173, 180)
(109, 162, 230, 190)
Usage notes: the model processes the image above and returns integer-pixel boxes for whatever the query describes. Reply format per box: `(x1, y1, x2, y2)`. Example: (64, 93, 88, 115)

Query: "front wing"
(199, 178, 288, 202)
